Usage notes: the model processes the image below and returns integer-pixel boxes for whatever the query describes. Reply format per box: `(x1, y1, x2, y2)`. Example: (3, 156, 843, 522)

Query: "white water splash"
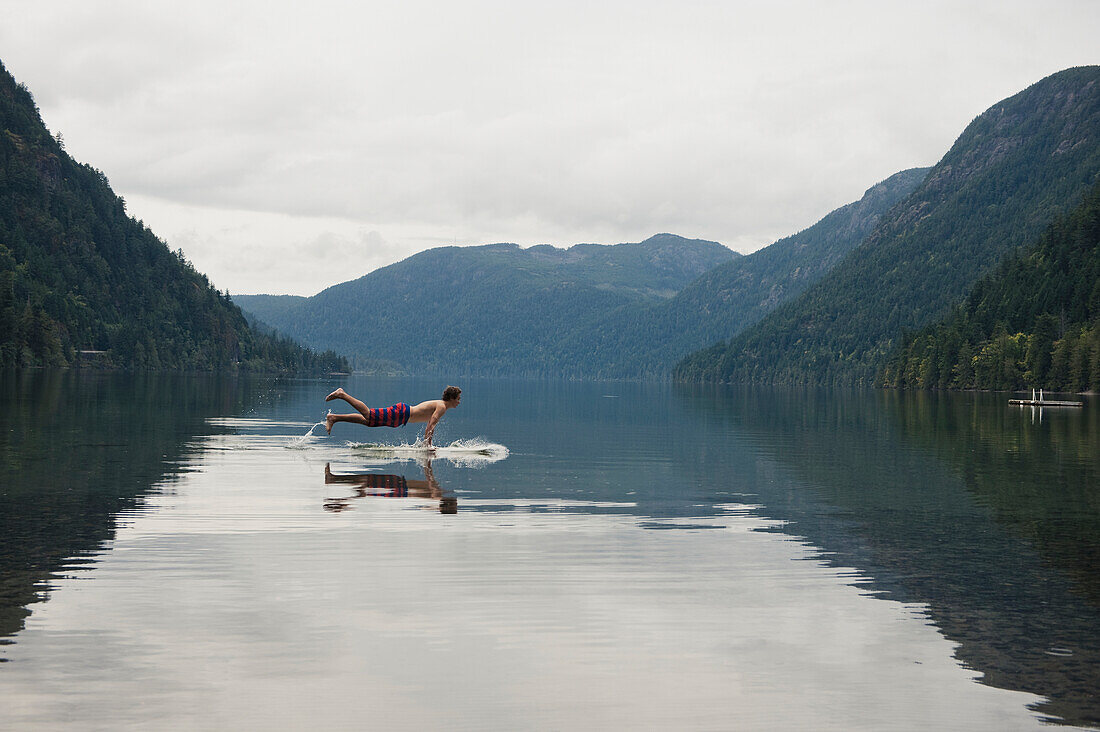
(346, 437, 509, 466)
(287, 421, 327, 449)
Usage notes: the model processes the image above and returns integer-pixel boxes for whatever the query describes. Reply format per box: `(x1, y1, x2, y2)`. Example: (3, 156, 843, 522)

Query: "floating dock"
(1009, 389, 1083, 407)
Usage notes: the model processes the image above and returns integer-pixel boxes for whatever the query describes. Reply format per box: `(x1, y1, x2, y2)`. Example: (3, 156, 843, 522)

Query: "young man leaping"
(324, 386, 461, 447)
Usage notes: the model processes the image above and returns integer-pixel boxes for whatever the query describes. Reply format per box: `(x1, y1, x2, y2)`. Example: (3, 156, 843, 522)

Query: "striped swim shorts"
(367, 402, 411, 428)
(361, 474, 409, 497)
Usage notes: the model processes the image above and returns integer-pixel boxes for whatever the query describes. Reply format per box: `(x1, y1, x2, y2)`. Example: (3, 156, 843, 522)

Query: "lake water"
(1, 371, 1098, 730)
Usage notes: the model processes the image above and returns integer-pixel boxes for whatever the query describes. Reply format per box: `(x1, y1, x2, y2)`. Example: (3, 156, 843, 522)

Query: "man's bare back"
(323, 386, 462, 446)
(407, 399, 449, 424)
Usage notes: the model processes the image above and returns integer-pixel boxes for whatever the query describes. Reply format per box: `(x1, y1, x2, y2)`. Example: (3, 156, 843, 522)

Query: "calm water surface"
(1, 371, 1098, 730)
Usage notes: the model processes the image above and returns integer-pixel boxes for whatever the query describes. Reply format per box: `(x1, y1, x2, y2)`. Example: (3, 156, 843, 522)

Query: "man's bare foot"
(325, 388, 346, 402)
(325, 413, 335, 434)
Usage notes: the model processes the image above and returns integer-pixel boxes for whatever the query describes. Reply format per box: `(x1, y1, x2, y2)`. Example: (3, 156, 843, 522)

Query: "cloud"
(2, 0, 1098, 294)
(126, 194, 425, 296)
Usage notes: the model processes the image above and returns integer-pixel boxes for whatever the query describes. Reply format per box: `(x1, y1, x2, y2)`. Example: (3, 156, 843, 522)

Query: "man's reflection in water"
(323, 460, 457, 514)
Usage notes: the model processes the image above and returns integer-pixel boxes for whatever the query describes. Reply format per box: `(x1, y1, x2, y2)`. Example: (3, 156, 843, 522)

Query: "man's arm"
(423, 404, 446, 446)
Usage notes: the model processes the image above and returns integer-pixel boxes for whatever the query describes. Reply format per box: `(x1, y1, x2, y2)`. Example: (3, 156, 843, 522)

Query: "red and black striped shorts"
(367, 402, 411, 427)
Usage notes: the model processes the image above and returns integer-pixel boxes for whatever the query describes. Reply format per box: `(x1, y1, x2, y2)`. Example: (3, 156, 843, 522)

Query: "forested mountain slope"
(235, 234, 736, 377)
(0, 60, 346, 372)
(676, 66, 1100, 386)
(880, 180, 1100, 392)
(237, 169, 924, 379)
(561, 167, 928, 378)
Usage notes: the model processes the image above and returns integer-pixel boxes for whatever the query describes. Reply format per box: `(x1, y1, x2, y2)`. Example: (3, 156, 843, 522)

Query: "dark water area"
(0, 372, 1097, 729)
(673, 385, 1100, 727)
(0, 371, 257, 642)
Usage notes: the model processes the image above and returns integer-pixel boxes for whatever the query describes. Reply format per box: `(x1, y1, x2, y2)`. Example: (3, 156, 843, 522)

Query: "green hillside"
(0, 60, 346, 373)
(676, 66, 1100, 386)
(235, 234, 736, 377)
(560, 167, 928, 378)
(881, 180, 1100, 392)
(237, 170, 924, 380)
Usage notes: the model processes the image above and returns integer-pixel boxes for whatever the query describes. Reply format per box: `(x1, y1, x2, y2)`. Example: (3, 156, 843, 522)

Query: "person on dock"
(324, 386, 461, 447)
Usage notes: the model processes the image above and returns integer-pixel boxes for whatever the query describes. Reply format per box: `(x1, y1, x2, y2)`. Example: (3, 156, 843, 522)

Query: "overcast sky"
(1, 1, 1097, 295)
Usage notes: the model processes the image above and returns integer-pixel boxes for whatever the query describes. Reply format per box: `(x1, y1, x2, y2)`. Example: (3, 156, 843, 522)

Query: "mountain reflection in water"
(0, 370, 268, 648)
(673, 385, 1100, 728)
(1, 374, 1098, 728)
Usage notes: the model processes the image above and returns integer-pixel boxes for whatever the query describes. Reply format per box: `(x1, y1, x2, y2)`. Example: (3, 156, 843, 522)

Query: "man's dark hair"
(442, 385, 462, 402)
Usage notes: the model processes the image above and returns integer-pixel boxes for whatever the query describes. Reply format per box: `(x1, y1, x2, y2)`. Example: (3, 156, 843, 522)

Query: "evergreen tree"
(879, 180, 1100, 392)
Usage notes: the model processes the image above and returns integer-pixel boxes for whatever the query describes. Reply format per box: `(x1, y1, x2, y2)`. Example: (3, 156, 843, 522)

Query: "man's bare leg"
(325, 388, 373, 420)
(325, 412, 367, 434)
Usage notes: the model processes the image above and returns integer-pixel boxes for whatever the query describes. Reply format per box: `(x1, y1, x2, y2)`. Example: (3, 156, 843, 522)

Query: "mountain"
(880, 179, 1100, 392)
(557, 167, 928, 378)
(0, 60, 346, 373)
(237, 169, 926, 380)
(234, 234, 737, 377)
(676, 66, 1100, 386)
